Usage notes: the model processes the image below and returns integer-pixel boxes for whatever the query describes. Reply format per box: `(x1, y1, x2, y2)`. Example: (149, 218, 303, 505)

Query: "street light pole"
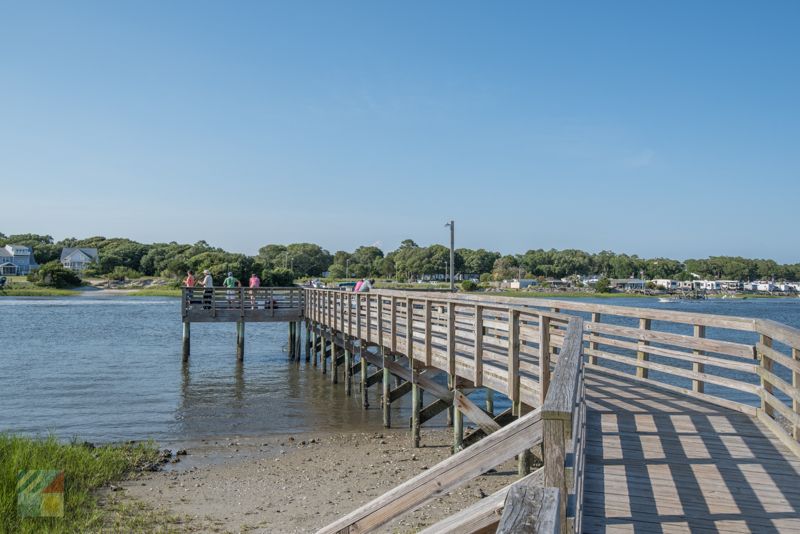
(444, 261, 448, 284)
(346, 259, 349, 282)
(285, 252, 288, 269)
(291, 258, 294, 272)
(444, 221, 454, 292)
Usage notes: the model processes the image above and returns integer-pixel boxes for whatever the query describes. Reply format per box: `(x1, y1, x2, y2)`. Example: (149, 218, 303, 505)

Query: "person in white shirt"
(201, 270, 213, 309)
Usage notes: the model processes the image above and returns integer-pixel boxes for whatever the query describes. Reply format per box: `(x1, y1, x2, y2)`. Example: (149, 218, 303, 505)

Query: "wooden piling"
(446, 374, 453, 426)
(182, 322, 190, 362)
(412, 384, 421, 448)
(236, 322, 244, 361)
(344, 336, 352, 396)
(305, 322, 311, 362)
(382, 348, 391, 428)
(331, 338, 338, 384)
(362, 349, 369, 409)
(321, 335, 327, 374)
(288, 322, 294, 357)
(486, 389, 494, 414)
(312, 329, 318, 366)
(453, 402, 463, 454)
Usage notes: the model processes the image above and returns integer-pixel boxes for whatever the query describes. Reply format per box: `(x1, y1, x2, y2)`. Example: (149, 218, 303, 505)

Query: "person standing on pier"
(184, 270, 196, 309)
(223, 271, 241, 309)
(248, 272, 260, 309)
(200, 269, 213, 309)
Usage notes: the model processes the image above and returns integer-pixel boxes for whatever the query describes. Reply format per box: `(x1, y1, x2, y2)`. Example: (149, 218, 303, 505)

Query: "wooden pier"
(180, 286, 800, 532)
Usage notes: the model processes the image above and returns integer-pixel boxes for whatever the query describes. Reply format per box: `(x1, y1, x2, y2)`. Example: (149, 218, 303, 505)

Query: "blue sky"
(2, 2, 798, 262)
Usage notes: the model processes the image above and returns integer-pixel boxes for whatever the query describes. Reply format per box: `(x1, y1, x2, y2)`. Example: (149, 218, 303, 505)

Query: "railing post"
(181, 288, 187, 317)
(508, 309, 520, 413)
(390, 296, 397, 353)
(795, 347, 799, 442)
(540, 314, 551, 405)
(382, 347, 391, 427)
(637, 318, 652, 379)
(589, 312, 600, 365)
(211, 288, 216, 318)
(270, 288, 274, 317)
(474, 304, 483, 387)
(447, 302, 456, 378)
(424, 300, 432, 366)
(375, 296, 382, 346)
(356, 294, 362, 340)
(544, 419, 566, 530)
(240, 287, 244, 317)
(693, 325, 706, 393)
(406, 298, 414, 363)
(761, 334, 774, 418)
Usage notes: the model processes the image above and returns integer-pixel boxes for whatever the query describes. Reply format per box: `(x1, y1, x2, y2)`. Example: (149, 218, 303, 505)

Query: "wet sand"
(118, 427, 531, 533)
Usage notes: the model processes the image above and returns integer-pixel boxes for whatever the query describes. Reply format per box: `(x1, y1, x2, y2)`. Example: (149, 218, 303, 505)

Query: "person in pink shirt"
(249, 273, 260, 309)
(184, 271, 196, 309)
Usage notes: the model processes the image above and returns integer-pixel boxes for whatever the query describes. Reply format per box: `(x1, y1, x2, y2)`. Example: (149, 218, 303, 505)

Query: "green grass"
(125, 289, 182, 297)
(0, 289, 77, 297)
(0, 432, 183, 533)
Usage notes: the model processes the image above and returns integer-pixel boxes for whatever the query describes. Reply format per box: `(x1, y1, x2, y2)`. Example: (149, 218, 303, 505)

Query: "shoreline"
(115, 427, 526, 534)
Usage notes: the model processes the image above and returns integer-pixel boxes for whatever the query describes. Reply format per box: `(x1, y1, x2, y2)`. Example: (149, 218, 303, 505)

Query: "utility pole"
(444, 221, 454, 292)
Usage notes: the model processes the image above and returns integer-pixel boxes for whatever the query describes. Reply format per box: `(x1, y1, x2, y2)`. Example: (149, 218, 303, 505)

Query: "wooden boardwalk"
(583, 370, 800, 533)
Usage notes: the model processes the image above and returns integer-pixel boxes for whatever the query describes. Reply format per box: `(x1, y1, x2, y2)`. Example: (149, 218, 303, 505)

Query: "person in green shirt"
(223, 271, 241, 308)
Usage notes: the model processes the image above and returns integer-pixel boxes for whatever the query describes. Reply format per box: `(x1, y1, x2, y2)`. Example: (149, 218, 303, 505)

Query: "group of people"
(184, 270, 265, 310)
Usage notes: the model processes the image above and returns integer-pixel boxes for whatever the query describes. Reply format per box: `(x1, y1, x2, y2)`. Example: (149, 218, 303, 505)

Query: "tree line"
(2, 232, 798, 283)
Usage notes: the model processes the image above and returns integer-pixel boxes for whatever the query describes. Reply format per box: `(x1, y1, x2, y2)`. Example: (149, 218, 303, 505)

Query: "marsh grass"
(0, 289, 76, 297)
(125, 290, 182, 298)
(0, 432, 179, 533)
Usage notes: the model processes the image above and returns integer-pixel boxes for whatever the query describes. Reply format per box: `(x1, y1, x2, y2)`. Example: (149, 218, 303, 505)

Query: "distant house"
(608, 279, 646, 290)
(697, 280, 721, 291)
(60, 248, 98, 271)
(506, 279, 538, 289)
(0, 245, 39, 275)
(719, 280, 743, 291)
(651, 279, 677, 290)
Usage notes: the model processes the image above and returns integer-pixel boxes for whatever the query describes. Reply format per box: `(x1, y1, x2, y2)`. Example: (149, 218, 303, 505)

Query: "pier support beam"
(412, 384, 421, 448)
(344, 336, 352, 396)
(286, 322, 294, 358)
(486, 389, 494, 415)
(236, 322, 244, 361)
(182, 322, 190, 362)
(312, 329, 318, 366)
(383, 349, 391, 428)
(305, 322, 311, 362)
(331, 338, 338, 384)
(361, 350, 369, 409)
(446, 374, 454, 427)
(295, 321, 302, 360)
(321, 335, 327, 374)
(453, 404, 463, 454)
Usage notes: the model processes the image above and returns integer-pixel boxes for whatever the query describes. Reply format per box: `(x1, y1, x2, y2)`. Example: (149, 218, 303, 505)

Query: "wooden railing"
(180, 287, 303, 322)
(307, 288, 586, 533)
(370, 290, 800, 459)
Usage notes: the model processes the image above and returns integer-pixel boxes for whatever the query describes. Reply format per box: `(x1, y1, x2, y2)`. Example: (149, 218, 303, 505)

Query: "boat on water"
(659, 297, 678, 303)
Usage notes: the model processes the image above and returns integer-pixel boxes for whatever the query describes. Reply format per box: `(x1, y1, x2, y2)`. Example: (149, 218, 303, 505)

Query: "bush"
(263, 267, 296, 287)
(595, 277, 611, 293)
(107, 266, 143, 280)
(26, 261, 82, 288)
(479, 273, 494, 283)
(461, 280, 478, 291)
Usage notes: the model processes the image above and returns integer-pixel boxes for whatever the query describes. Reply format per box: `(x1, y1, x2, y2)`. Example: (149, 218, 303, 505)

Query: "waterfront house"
(0, 245, 39, 275)
(608, 279, 646, 290)
(652, 279, 677, 290)
(506, 279, 538, 289)
(720, 280, 744, 291)
(677, 281, 694, 289)
(60, 248, 98, 271)
(697, 280, 722, 291)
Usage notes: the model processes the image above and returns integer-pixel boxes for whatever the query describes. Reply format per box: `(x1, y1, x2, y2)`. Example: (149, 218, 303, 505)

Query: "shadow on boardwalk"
(582, 371, 800, 533)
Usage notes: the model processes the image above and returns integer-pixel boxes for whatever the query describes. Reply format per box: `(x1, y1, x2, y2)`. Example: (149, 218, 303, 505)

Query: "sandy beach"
(116, 427, 535, 533)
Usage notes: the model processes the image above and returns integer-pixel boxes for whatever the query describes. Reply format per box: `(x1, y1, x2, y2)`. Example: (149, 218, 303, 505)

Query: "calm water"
(1, 293, 799, 443)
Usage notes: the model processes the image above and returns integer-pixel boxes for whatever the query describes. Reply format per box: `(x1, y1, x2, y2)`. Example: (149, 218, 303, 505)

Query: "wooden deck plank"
(583, 368, 800, 533)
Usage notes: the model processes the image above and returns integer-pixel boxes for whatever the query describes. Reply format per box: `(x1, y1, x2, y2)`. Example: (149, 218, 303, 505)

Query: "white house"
(719, 280, 744, 291)
(609, 279, 646, 290)
(0, 245, 39, 275)
(60, 248, 98, 271)
(651, 279, 677, 290)
(697, 280, 721, 291)
(506, 279, 538, 289)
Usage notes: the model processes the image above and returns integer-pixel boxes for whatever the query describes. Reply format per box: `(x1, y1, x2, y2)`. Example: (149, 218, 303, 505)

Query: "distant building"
(651, 279, 677, 290)
(60, 248, 98, 271)
(608, 279, 646, 290)
(0, 245, 39, 275)
(697, 280, 721, 290)
(506, 279, 538, 289)
(719, 280, 743, 291)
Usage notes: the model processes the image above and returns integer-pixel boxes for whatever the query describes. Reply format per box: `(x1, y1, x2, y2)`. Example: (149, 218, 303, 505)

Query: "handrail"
(307, 287, 800, 533)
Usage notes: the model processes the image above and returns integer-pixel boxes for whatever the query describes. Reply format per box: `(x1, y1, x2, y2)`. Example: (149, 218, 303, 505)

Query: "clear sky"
(2, 2, 798, 262)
